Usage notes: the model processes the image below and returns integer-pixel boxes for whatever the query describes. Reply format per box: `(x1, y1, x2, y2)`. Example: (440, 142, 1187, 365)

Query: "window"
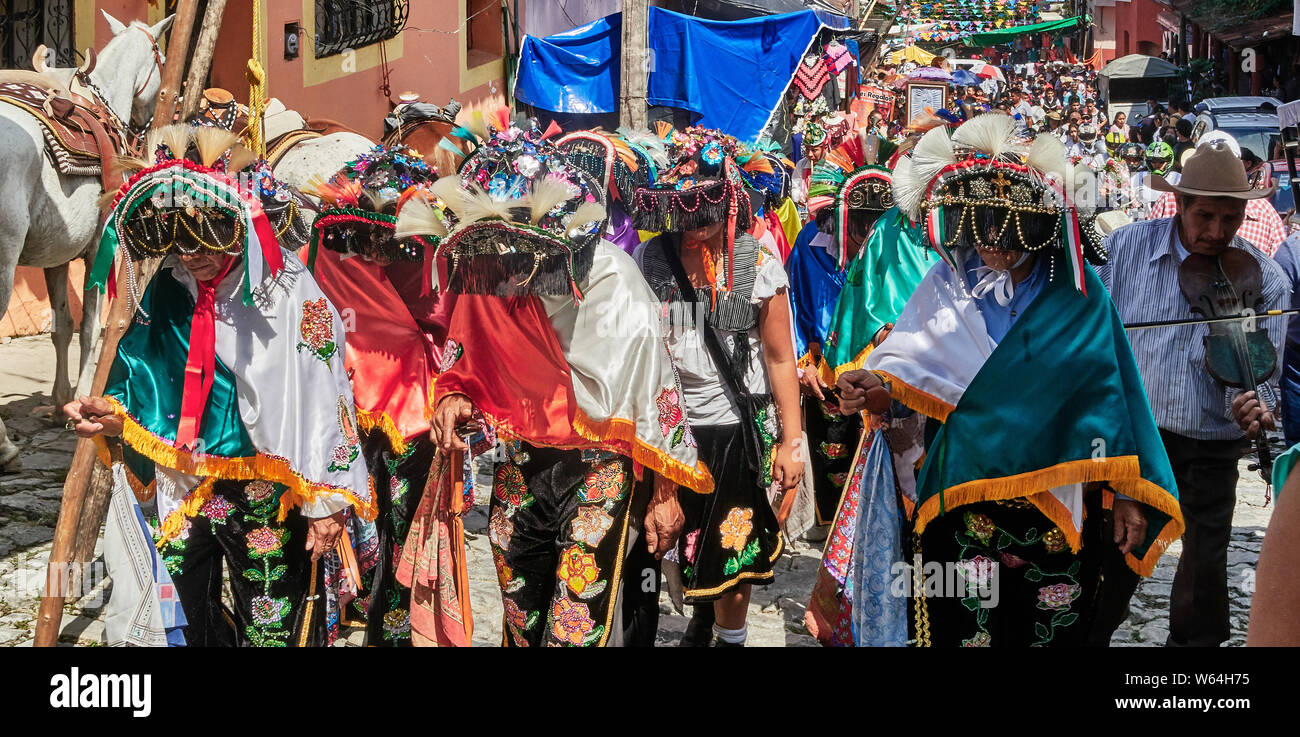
(1, 0, 75, 70)
(314, 0, 409, 58)
(466, 0, 502, 68)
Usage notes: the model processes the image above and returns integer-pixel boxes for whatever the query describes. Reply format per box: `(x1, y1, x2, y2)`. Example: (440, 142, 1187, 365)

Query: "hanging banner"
(859, 85, 895, 120)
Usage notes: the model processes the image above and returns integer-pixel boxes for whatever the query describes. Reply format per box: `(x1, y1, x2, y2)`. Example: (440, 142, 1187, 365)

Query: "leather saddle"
(0, 70, 125, 191)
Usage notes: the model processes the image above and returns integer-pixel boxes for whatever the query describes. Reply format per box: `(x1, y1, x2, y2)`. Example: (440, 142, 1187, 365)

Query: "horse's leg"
(75, 268, 102, 394)
(44, 263, 74, 408)
(0, 233, 21, 472)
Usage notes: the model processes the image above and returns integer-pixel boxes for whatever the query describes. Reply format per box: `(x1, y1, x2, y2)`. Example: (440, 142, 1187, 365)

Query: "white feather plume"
(616, 126, 670, 168)
(951, 112, 1024, 161)
(890, 155, 926, 222)
(568, 202, 607, 231)
(394, 197, 449, 239)
(1026, 133, 1068, 181)
(905, 126, 958, 216)
(455, 184, 514, 225)
(527, 178, 572, 224)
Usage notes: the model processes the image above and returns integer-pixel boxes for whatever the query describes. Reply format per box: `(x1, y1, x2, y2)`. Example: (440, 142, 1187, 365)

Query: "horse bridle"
(75, 24, 164, 154)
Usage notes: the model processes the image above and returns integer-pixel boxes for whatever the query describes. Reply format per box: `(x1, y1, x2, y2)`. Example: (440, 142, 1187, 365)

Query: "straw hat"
(1152, 140, 1276, 199)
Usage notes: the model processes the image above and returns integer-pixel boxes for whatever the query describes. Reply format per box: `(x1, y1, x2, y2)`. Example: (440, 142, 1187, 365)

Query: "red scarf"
(175, 257, 237, 451)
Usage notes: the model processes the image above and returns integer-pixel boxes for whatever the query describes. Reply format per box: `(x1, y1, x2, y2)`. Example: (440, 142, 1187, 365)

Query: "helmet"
(1079, 123, 1098, 142)
(1146, 141, 1174, 175)
(1119, 142, 1145, 161)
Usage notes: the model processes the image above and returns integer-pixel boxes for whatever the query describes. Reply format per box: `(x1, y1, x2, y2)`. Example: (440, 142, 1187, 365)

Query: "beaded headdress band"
(808, 131, 896, 267)
(307, 144, 438, 266)
(396, 120, 609, 302)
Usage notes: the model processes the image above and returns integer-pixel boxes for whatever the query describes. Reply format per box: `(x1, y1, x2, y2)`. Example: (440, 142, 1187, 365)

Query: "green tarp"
(963, 16, 1084, 47)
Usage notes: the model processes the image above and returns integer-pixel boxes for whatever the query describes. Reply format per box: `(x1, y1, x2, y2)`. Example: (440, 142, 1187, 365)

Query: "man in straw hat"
(1097, 140, 1286, 646)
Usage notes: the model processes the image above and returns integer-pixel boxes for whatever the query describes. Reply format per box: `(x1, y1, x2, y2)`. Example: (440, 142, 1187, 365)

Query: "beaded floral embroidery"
(297, 298, 337, 364)
(550, 597, 600, 646)
(557, 545, 605, 599)
(328, 396, 361, 472)
(576, 461, 627, 507)
(437, 339, 463, 374)
(570, 506, 614, 547)
(655, 386, 689, 448)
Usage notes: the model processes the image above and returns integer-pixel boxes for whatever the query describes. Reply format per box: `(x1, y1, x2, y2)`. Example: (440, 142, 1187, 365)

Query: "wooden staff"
(179, 0, 231, 123)
(33, 0, 205, 647)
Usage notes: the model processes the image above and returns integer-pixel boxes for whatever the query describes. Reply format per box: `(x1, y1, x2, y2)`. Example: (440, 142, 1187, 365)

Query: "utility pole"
(620, 0, 649, 129)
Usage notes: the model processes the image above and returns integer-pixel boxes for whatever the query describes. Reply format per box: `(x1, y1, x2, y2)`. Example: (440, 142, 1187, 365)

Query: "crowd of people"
(53, 47, 1300, 648)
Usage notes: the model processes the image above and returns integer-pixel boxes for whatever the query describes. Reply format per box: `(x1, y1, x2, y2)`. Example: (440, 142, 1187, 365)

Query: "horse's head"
(98, 11, 173, 128)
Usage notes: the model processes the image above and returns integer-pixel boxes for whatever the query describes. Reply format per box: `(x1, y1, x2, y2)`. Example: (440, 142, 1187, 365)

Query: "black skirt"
(675, 423, 783, 602)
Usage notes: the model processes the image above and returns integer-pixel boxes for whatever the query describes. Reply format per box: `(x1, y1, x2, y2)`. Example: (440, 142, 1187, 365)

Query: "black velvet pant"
(1162, 430, 1249, 647)
(490, 443, 635, 647)
(918, 492, 1105, 647)
(163, 479, 326, 647)
(353, 432, 436, 646)
(805, 397, 863, 525)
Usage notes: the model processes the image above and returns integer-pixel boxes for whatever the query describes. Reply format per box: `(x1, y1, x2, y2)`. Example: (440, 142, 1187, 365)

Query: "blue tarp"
(647, 8, 848, 142)
(513, 8, 850, 142)
(515, 14, 622, 114)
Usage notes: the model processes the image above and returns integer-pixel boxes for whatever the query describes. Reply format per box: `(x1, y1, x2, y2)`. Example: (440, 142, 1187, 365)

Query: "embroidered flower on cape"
(297, 298, 337, 363)
(956, 555, 998, 592)
(1042, 528, 1067, 553)
(719, 507, 754, 553)
(962, 631, 992, 647)
(437, 339, 464, 374)
(655, 386, 687, 446)
(684, 529, 701, 564)
(245, 480, 276, 504)
(250, 595, 291, 626)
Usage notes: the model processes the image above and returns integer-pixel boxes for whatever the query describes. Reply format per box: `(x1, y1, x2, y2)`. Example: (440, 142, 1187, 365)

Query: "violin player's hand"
(1232, 390, 1276, 439)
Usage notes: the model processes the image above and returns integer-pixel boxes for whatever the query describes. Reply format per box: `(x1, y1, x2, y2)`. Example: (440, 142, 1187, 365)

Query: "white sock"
(713, 623, 747, 644)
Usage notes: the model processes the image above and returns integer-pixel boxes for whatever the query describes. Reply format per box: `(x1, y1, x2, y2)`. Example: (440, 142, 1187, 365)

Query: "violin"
(1178, 250, 1277, 483)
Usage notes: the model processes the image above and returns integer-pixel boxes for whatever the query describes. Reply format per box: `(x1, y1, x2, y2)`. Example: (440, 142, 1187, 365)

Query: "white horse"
(263, 98, 375, 193)
(0, 11, 172, 470)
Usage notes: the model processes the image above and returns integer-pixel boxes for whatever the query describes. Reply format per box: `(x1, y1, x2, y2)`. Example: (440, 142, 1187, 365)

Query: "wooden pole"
(33, 0, 204, 648)
(619, 0, 649, 129)
(180, 0, 231, 122)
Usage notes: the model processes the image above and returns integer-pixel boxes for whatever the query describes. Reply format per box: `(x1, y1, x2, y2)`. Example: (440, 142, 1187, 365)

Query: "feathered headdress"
(806, 130, 896, 267)
(629, 125, 770, 292)
(306, 144, 438, 267)
(90, 123, 312, 304)
(891, 112, 1100, 295)
(395, 121, 607, 302)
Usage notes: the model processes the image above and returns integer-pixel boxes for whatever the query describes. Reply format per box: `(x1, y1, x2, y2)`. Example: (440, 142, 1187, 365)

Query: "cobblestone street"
(0, 334, 1271, 647)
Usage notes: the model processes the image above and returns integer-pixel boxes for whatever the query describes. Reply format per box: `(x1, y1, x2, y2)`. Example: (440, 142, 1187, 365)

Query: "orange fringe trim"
(92, 436, 157, 503)
(874, 370, 955, 422)
(832, 343, 875, 381)
(355, 409, 413, 456)
(572, 411, 715, 495)
(912, 455, 1185, 577)
(157, 478, 216, 546)
(797, 346, 838, 390)
(106, 397, 379, 526)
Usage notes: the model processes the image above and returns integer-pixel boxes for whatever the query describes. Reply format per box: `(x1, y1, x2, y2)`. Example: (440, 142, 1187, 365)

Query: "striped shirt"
(1097, 217, 1288, 440)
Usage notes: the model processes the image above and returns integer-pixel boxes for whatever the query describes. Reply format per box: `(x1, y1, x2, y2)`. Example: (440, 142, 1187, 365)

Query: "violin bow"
(1124, 308, 1300, 331)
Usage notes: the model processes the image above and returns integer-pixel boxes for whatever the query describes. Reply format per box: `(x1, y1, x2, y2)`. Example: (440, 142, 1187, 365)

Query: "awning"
(514, 14, 621, 114)
(885, 44, 938, 65)
(1099, 53, 1180, 79)
(963, 16, 1085, 47)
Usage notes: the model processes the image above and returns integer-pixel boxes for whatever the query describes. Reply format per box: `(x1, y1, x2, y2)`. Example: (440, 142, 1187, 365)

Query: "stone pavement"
(0, 333, 1275, 647)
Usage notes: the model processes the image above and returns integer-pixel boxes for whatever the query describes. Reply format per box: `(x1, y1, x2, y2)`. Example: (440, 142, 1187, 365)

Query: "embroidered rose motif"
(719, 507, 754, 554)
(390, 476, 409, 503)
(503, 596, 536, 639)
(998, 552, 1029, 569)
(570, 506, 614, 547)
(246, 526, 285, 557)
(684, 529, 701, 564)
(494, 555, 514, 589)
(956, 555, 998, 591)
(964, 512, 996, 545)
(494, 464, 529, 507)
(250, 595, 290, 626)
(551, 597, 596, 646)
(827, 472, 848, 488)
(818, 441, 849, 459)
(1037, 583, 1081, 611)
(488, 507, 514, 551)
(297, 298, 337, 363)
(577, 462, 627, 504)
(557, 546, 601, 596)
(245, 480, 275, 504)
(656, 386, 685, 439)
(962, 631, 992, 647)
(1042, 528, 1067, 553)
(199, 495, 234, 524)
(437, 339, 464, 374)
(382, 608, 410, 637)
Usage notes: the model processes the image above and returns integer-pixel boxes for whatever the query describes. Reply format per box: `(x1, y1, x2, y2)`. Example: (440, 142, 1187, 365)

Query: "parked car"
(1193, 97, 1289, 213)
